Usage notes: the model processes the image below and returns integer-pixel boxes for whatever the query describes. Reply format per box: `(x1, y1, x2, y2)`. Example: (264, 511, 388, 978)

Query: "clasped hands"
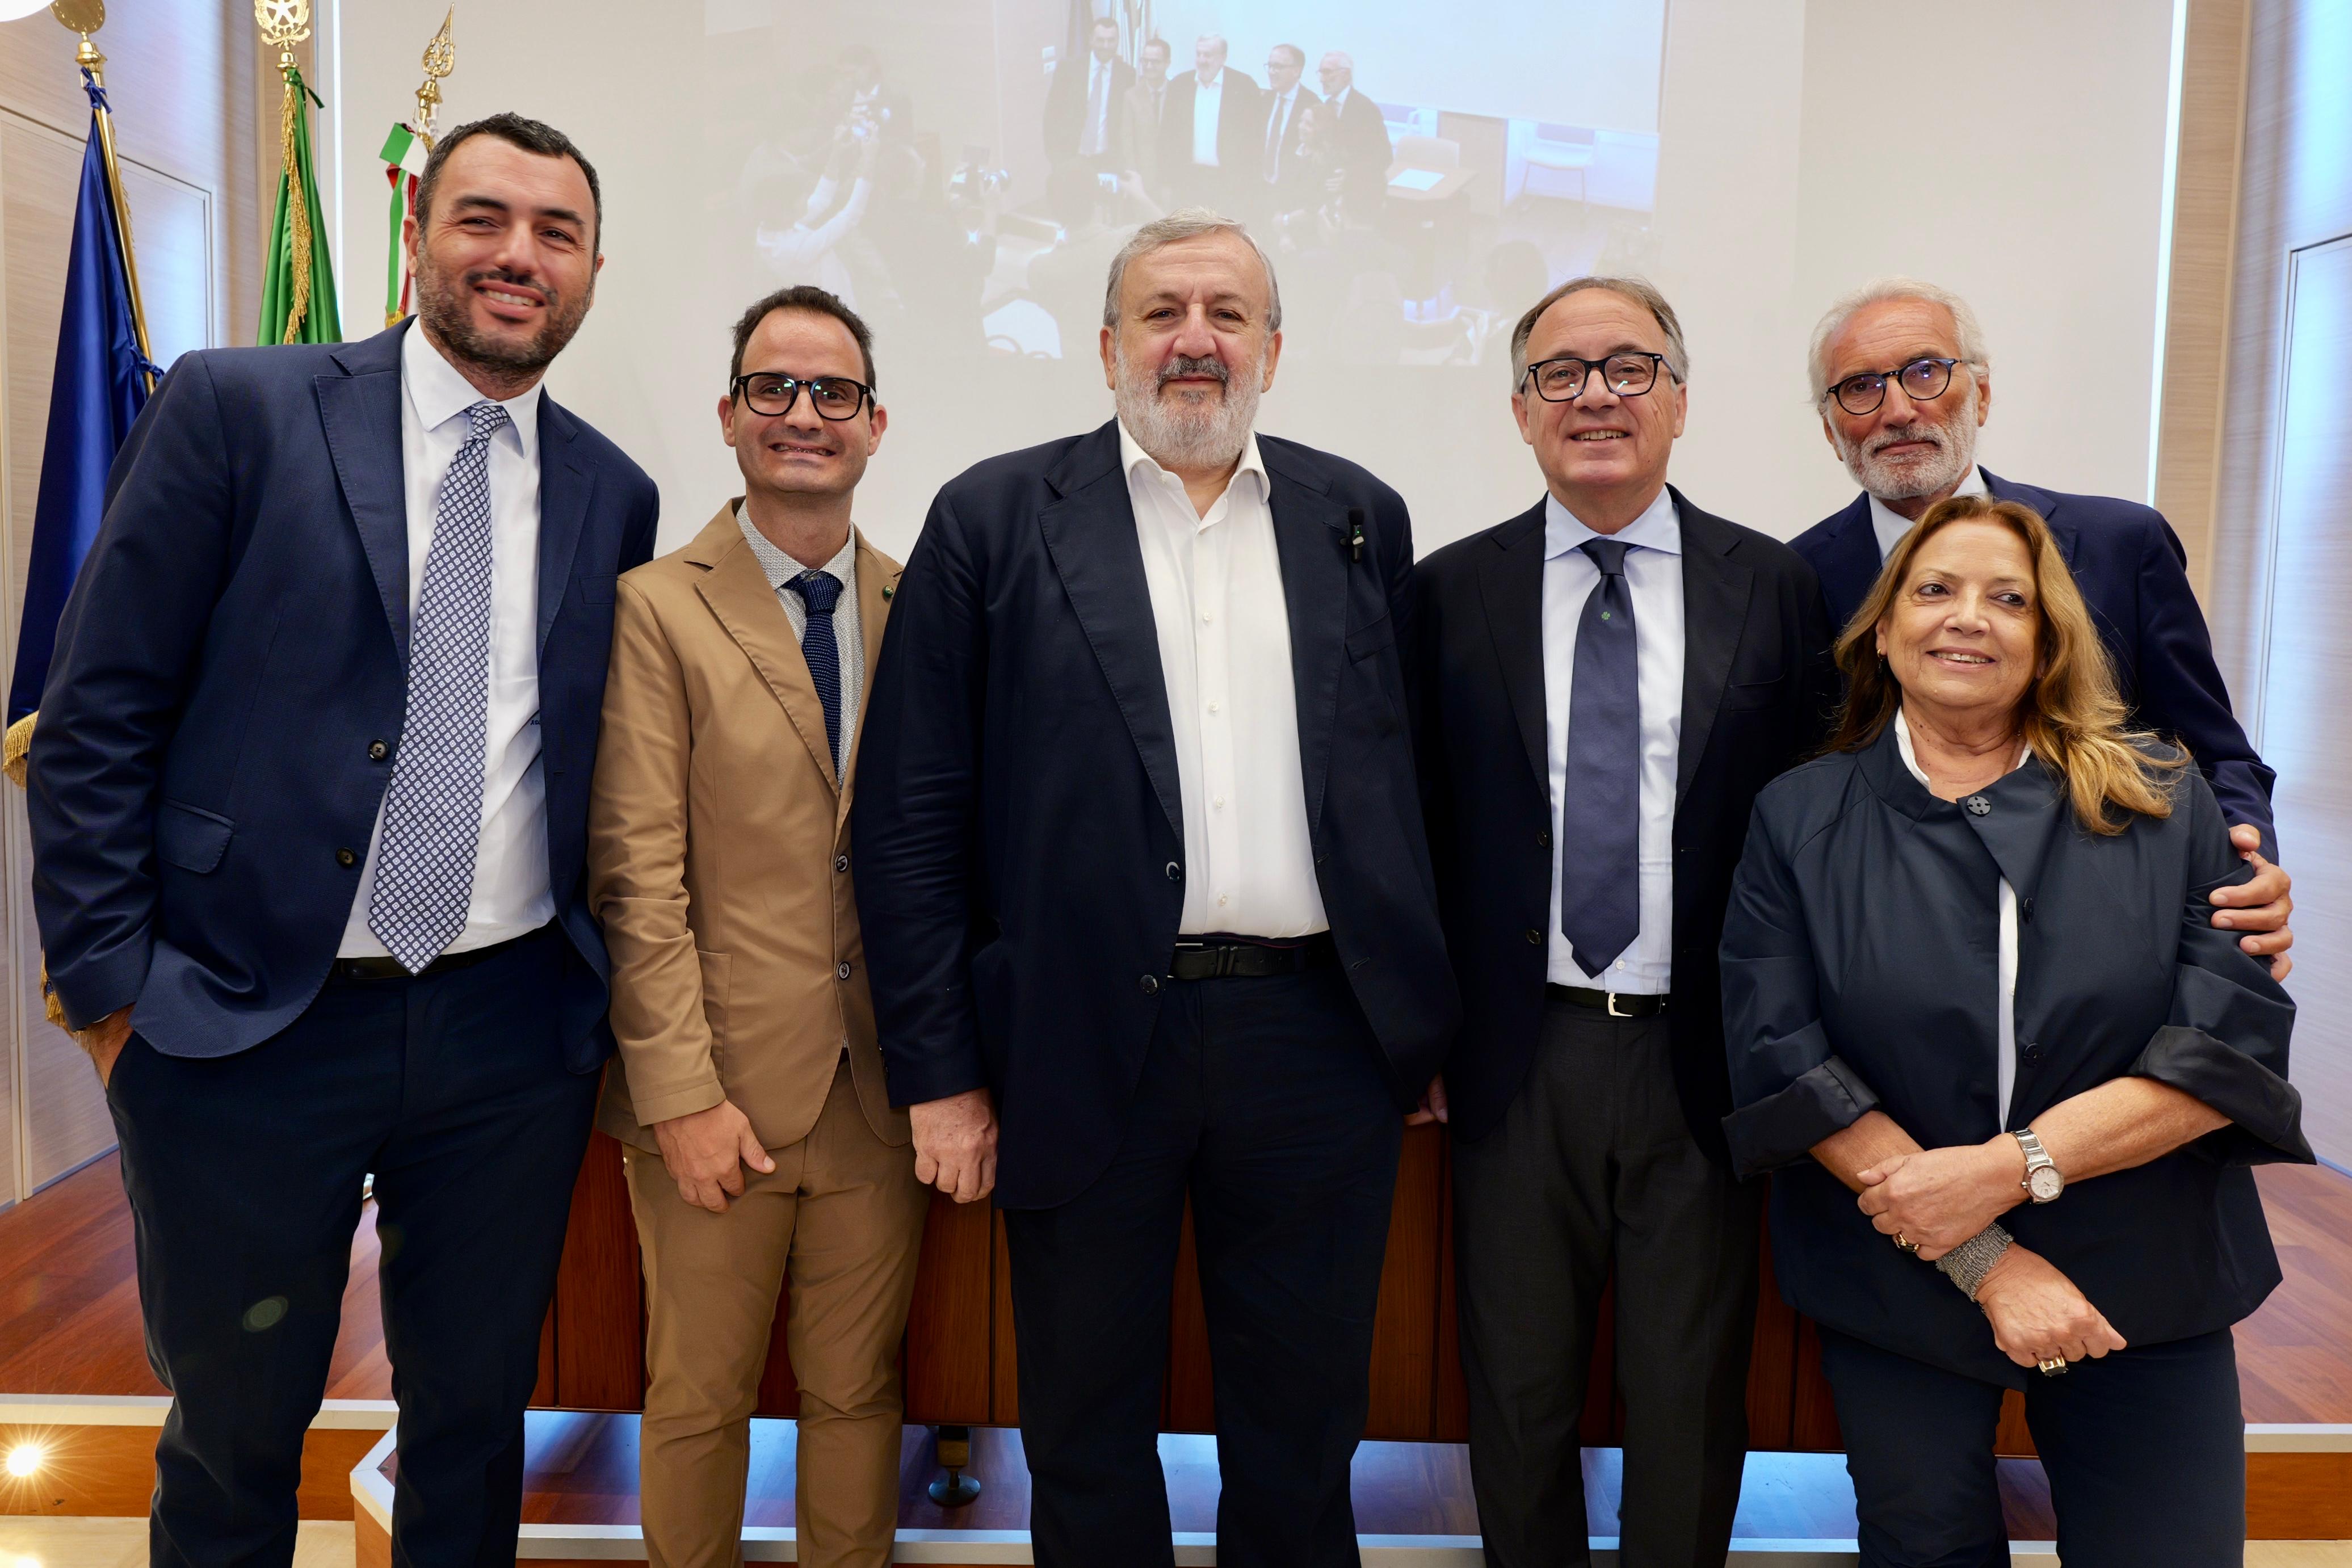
(1857, 1137, 2124, 1370)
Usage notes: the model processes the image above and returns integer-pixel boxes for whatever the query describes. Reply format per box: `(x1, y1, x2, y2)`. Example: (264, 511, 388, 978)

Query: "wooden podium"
(531, 1123, 1918, 1455)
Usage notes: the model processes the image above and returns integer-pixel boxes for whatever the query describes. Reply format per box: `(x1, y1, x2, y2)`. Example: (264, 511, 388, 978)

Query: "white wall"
(327, 0, 2178, 558)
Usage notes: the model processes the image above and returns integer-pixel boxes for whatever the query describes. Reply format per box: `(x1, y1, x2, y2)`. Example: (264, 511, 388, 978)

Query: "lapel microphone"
(1347, 507, 1366, 565)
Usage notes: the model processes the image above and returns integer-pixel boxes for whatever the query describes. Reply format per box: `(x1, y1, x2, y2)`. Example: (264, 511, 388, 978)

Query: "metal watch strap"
(1934, 1221, 2014, 1301)
(2014, 1126, 2060, 1201)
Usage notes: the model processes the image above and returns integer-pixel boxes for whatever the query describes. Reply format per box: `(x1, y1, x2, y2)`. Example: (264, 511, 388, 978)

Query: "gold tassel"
(3, 711, 33, 789)
(279, 66, 313, 345)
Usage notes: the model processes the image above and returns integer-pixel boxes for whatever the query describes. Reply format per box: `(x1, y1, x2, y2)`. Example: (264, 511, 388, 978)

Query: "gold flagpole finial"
(415, 6, 455, 144)
(255, 0, 311, 72)
(51, 0, 107, 77)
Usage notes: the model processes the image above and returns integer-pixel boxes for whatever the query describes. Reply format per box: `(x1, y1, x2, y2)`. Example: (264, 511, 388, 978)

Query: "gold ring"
(1895, 1232, 1920, 1255)
(2038, 1355, 2069, 1377)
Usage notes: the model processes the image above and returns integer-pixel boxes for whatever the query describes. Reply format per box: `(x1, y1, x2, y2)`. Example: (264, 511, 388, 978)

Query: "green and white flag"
(380, 121, 432, 328)
(259, 63, 340, 346)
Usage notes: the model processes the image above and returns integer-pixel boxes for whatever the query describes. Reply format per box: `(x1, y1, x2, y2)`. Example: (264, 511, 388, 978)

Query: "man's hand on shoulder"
(2211, 823, 2293, 981)
(652, 1099, 776, 1214)
(910, 1087, 998, 1204)
(75, 1006, 132, 1087)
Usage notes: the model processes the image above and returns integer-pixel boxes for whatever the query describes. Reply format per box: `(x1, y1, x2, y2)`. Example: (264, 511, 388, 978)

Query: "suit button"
(1166, 861, 1182, 881)
(1140, 974, 1161, 995)
(2021, 1040, 2042, 1063)
(836, 961, 852, 981)
(1524, 928, 1542, 945)
(835, 854, 850, 874)
(1964, 794, 1991, 817)
(335, 848, 357, 867)
(367, 740, 389, 761)
(1536, 829, 1551, 848)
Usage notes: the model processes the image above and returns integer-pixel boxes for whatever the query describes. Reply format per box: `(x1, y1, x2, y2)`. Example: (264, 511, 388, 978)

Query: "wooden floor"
(5, 1151, 2348, 1426)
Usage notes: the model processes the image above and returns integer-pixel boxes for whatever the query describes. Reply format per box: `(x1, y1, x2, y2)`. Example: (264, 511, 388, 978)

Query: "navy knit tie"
(1558, 537, 1641, 976)
(791, 569, 843, 774)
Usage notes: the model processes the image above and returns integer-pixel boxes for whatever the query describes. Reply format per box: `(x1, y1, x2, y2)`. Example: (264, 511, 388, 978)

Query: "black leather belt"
(1545, 983, 1668, 1018)
(329, 924, 552, 983)
(1170, 932, 1338, 981)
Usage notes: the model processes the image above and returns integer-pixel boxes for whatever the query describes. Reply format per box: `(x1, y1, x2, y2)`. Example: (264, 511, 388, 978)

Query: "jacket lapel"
(314, 326, 413, 665)
(535, 398, 596, 656)
(1674, 491, 1755, 804)
(1263, 447, 1349, 835)
(691, 506, 841, 792)
(1980, 469, 2080, 569)
(1814, 494, 1884, 632)
(1475, 501, 1549, 791)
(1038, 422, 1184, 844)
(838, 531, 901, 823)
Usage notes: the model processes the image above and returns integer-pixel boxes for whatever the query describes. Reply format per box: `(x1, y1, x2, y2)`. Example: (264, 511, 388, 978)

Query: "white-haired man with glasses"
(1794, 278, 2295, 978)
(1417, 276, 1838, 1567)
(588, 283, 926, 1568)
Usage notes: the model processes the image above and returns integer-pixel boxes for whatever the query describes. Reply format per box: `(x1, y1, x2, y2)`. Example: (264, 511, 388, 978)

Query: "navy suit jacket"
(28, 322, 660, 1071)
(1791, 470, 2275, 854)
(852, 419, 1461, 1209)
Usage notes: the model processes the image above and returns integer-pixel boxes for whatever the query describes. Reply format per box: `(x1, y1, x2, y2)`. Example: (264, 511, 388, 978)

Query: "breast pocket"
(575, 574, 618, 607)
(1723, 668, 1788, 712)
(1346, 614, 1396, 662)
(156, 800, 234, 874)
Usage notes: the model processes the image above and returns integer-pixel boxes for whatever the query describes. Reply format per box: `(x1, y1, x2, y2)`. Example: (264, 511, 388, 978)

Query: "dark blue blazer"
(852, 419, 1461, 1210)
(1791, 470, 2275, 854)
(28, 322, 660, 1070)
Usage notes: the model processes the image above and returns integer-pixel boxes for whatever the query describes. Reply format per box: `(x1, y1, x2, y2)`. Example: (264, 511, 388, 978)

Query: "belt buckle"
(1606, 990, 1632, 1018)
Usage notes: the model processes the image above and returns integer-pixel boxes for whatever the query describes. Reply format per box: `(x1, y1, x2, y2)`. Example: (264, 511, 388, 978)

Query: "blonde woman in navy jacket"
(1721, 494, 2309, 1568)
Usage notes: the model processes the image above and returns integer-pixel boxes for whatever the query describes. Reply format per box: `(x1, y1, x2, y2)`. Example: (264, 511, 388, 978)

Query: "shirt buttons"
(836, 961, 852, 981)
(1201, 611, 1213, 624)
(1217, 894, 1229, 907)
(1207, 701, 1220, 714)
(1963, 794, 1991, 817)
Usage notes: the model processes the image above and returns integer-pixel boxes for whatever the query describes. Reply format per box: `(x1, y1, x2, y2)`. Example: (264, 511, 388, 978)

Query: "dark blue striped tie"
(790, 570, 843, 773)
(1559, 537, 1641, 976)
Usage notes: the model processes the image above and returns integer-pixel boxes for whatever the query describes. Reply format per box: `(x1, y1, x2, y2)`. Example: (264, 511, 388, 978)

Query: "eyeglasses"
(729, 372, 873, 421)
(1521, 352, 1674, 402)
(1822, 356, 1967, 417)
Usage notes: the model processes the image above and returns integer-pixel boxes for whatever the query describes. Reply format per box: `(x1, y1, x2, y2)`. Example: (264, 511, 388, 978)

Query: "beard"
(413, 253, 593, 385)
(1833, 379, 1980, 501)
(1112, 342, 1263, 472)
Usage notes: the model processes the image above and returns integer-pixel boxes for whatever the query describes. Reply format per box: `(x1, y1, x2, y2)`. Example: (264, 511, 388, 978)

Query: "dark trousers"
(105, 927, 598, 1568)
(1818, 1326, 2246, 1568)
(1452, 999, 1760, 1568)
(1003, 965, 1404, 1568)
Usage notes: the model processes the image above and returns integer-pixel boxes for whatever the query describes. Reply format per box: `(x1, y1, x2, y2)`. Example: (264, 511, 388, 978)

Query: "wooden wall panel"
(900, 1194, 994, 1425)
(548, 1132, 644, 1410)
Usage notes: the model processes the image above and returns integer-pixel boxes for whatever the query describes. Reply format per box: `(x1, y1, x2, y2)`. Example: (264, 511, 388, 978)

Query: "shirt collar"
(1893, 706, 2031, 790)
(1118, 417, 1269, 508)
(1543, 485, 1681, 561)
(402, 320, 541, 461)
(732, 501, 860, 593)
(1866, 463, 1988, 561)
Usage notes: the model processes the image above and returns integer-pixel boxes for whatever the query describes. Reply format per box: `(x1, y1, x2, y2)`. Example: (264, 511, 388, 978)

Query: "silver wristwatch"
(2014, 1127, 2064, 1203)
(1934, 1222, 2014, 1301)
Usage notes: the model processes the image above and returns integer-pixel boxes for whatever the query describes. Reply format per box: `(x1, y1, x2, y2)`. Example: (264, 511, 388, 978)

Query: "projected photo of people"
(708, 0, 1665, 368)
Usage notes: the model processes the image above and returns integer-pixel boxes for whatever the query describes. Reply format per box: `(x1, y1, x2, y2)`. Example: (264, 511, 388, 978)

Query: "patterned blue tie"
(1558, 537, 1642, 977)
(368, 400, 508, 972)
(791, 569, 843, 775)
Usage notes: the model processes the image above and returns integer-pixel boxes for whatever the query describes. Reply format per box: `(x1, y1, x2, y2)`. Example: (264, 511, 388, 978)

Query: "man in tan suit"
(1120, 36, 1174, 204)
(589, 284, 926, 1568)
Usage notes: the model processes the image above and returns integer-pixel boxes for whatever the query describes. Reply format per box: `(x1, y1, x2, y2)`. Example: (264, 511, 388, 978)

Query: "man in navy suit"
(854, 209, 1457, 1568)
(28, 115, 658, 1568)
(1792, 278, 2295, 977)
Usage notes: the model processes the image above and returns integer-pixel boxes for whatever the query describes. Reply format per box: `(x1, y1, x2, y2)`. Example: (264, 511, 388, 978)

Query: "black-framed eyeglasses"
(1521, 352, 1675, 402)
(1822, 356, 1966, 417)
(729, 372, 873, 421)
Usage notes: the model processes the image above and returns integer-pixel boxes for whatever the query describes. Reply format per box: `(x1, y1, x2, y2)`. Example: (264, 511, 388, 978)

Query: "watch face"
(2028, 1166, 2064, 1202)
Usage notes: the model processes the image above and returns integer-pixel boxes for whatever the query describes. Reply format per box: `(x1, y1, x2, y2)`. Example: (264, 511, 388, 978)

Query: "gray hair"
(1101, 207, 1284, 334)
(1509, 275, 1690, 385)
(1808, 276, 1989, 402)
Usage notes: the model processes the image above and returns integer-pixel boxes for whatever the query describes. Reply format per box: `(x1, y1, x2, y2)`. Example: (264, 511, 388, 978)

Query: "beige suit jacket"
(590, 504, 908, 1154)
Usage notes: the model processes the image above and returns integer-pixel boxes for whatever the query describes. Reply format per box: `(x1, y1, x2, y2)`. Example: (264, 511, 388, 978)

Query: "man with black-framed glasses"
(587, 283, 926, 1568)
(1794, 277, 2295, 979)
(1418, 276, 1837, 1567)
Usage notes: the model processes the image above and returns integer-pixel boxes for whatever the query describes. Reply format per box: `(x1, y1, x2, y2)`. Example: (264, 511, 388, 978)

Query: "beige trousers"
(624, 1059, 929, 1568)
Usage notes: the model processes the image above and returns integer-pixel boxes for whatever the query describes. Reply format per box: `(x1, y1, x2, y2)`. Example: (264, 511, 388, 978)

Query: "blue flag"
(9, 73, 156, 726)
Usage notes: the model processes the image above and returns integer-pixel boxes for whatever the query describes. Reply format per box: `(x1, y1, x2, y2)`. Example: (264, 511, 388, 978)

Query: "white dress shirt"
(1543, 487, 1684, 993)
(1893, 708, 2030, 1125)
(733, 505, 864, 777)
(1120, 420, 1326, 937)
(1081, 56, 1115, 157)
(1191, 70, 1225, 166)
(1867, 463, 1988, 562)
(339, 325, 553, 957)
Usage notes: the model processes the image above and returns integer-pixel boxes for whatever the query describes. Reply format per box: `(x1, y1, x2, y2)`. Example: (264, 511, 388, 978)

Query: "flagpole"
(53, 1, 156, 396)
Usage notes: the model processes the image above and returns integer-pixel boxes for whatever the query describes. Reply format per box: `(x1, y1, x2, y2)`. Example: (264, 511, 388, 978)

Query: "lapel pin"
(1348, 508, 1367, 565)
(881, 584, 894, 599)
